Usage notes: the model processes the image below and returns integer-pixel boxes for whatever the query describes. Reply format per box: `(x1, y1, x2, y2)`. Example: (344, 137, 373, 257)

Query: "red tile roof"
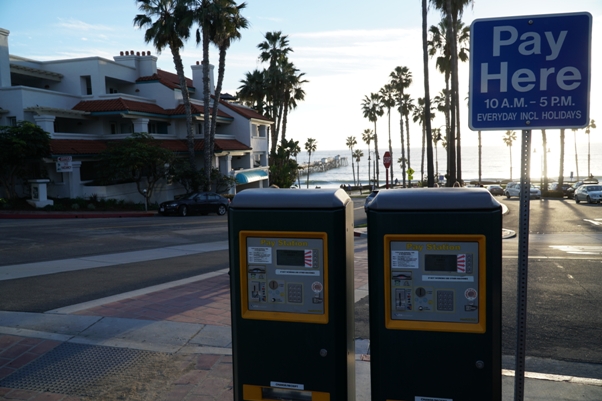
(170, 103, 232, 119)
(219, 100, 272, 122)
(136, 69, 194, 90)
(73, 98, 167, 115)
(49, 138, 251, 156)
(73, 98, 233, 119)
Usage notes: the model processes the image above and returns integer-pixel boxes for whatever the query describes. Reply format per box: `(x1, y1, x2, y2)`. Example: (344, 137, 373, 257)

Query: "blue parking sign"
(469, 12, 592, 131)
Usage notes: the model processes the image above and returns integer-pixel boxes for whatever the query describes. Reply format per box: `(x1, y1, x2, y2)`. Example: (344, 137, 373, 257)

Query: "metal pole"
(514, 129, 531, 401)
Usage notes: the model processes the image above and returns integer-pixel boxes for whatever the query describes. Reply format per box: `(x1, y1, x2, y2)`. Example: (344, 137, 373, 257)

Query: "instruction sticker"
(248, 247, 272, 264)
(392, 250, 419, 269)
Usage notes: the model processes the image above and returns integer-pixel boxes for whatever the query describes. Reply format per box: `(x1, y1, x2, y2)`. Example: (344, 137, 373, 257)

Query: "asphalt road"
(1, 196, 601, 366)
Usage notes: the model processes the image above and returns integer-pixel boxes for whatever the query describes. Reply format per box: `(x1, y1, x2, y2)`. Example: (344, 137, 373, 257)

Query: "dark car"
(158, 192, 230, 216)
(486, 185, 504, 196)
(364, 190, 379, 212)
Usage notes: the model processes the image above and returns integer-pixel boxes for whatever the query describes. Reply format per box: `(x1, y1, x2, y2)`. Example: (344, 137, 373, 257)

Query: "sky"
(1, 0, 601, 152)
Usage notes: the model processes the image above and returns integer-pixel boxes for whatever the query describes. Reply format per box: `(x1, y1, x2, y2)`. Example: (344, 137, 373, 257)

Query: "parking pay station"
(367, 188, 502, 401)
(229, 188, 355, 401)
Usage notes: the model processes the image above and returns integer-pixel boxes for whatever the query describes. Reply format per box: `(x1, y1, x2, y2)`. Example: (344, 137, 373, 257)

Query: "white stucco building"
(0, 28, 272, 204)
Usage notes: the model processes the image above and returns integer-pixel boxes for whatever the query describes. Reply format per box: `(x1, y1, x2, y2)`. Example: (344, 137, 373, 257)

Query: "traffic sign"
(383, 151, 392, 168)
(469, 12, 591, 131)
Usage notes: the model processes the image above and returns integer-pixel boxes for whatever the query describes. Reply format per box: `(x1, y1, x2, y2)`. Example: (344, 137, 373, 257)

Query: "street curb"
(0, 211, 157, 219)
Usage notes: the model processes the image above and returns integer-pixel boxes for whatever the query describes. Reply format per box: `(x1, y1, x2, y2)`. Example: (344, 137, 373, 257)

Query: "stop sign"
(383, 151, 392, 168)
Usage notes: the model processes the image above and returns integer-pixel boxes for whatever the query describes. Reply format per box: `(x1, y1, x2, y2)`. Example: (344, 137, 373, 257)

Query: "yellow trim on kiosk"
(243, 384, 330, 401)
(384, 234, 487, 333)
(239, 230, 329, 324)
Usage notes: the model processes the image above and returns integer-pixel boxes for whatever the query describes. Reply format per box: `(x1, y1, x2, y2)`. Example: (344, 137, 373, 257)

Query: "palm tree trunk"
(421, 126, 425, 183)
(374, 121, 380, 187)
(306, 153, 311, 188)
(351, 150, 356, 186)
(405, 114, 411, 177)
(202, 29, 212, 189)
(209, 47, 227, 171)
(388, 110, 394, 184)
(452, 12, 462, 184)
(422, 0, 434, 187)
(170, 46, 195, 171)
(281, 95, 290, 141)
(446, 0, 457, 186)
(400, 113, 406, 187)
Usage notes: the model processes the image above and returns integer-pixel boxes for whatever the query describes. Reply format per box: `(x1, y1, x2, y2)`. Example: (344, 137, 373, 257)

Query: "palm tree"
(258, 31, 293, 153)
(280, 61, 308, 141)
(290, 140, 301, 187)
(399, 94, 415, 179)
(134, 0, 196, 170)
(430, 0, 474, 185)
(421, 0, 435, 186)
(585, 119, 596, 177)
(572, 127, 580, 181)
(390, 66, 412, 187)
(346, 136, 358, 186)
(503, 130, 517, 181)
(353, 149, 364, 193)
(202, 0, 248, 188)
(432, 127, 443, 181)
(304, 138, 317, 188)
(237, 69, 267, 114)
(380, 83, 396, 184)
(362, 129, 375, 189)
(361, 93, 384, 188)
(413, 97, 435, 184)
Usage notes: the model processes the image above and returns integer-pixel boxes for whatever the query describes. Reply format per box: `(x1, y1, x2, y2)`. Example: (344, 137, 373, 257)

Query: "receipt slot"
(367, 188, 502, 401)
(229, 189, 355, 401)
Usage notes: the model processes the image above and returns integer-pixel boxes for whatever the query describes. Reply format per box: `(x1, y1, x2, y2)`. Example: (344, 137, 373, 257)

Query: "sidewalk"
(0, 238, 601, 400)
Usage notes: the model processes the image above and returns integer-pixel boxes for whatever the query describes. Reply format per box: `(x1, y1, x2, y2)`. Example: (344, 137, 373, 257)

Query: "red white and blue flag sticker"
(457, 254, 466, 273)
(304, 250, 313, 267)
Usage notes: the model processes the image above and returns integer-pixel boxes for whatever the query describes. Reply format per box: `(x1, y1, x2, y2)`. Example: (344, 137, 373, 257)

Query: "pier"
(298, 155, 347, 176)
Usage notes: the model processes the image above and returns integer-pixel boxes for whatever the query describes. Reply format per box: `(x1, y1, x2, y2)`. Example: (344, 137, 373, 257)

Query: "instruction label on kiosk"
(240, 231, 329, 323)
(385, 234, 486, 333)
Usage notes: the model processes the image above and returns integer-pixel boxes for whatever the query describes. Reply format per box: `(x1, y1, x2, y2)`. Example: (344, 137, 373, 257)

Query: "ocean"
(294, 143, 602, 188)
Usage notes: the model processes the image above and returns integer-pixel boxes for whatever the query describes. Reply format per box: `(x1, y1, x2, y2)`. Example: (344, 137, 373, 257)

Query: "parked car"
(567, 179, 598, 199)
(486, 185, 504, 196)
(158, 192, 230, 216)
(574, 184, 602, 204)
(504, 182, 541, 199)
(549, 182, 572, 197)
(364, 190, 379, 212)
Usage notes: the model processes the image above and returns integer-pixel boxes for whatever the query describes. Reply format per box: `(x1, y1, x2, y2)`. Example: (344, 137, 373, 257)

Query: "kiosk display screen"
(425, 254, 459, 272)
(277, 249, 307, 267)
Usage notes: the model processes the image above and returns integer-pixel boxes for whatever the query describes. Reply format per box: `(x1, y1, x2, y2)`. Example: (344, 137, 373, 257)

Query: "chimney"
(191, 62, 215, 96)
(0, 28, 11, 88)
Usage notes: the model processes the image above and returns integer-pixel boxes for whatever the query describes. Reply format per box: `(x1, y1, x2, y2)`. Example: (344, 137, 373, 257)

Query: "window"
(81, 76, 92, 95)
(120, 123, 133, 134)
(7, 116, 16, 127)
(110, 123, 117, 135)
(148, 121, 168, 134)
(197, 123, 204, 137)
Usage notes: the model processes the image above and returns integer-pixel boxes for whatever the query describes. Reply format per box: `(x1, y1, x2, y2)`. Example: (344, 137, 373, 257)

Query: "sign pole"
(514, 129, 532, 401)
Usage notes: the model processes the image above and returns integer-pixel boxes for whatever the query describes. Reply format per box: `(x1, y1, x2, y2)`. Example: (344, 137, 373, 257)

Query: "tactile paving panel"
(0, 342, 159, 395)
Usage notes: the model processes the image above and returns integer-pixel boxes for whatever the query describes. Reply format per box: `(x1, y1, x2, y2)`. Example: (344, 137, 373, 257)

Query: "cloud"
(55, 18, 113, 32)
